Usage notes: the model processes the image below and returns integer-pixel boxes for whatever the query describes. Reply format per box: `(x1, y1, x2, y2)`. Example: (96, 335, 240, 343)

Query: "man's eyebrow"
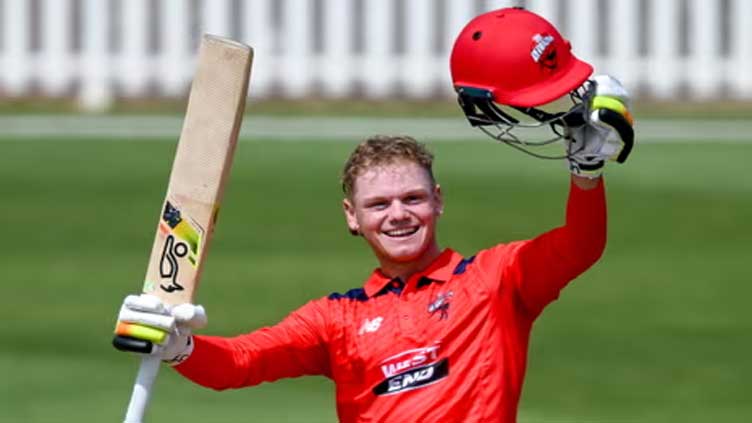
(361, 195, 386, 202)
(402, 188, 429, 196)
(360, 188, 429, 203)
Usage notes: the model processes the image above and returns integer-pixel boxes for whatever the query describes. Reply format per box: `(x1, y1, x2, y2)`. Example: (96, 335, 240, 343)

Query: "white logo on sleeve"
(358, 317, 384, 335)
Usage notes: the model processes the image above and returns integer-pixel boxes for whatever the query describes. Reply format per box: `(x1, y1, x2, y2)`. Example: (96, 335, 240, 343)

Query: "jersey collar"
(364, 249, 463, 298)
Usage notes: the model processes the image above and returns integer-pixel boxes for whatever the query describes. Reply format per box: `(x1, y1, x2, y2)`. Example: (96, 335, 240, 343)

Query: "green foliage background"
(1, 133, 750, 422)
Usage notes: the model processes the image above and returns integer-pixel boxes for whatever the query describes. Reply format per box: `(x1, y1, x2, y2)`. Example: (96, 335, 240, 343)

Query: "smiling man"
(342, 137, 444, 282)
(114, 8, 635, 423)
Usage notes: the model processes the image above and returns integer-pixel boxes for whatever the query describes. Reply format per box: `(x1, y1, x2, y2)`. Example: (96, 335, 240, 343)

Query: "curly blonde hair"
(341, 135, 435, 198)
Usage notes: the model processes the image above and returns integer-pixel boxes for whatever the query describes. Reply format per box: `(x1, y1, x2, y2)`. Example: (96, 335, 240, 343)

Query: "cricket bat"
(113, 34, 253, 423)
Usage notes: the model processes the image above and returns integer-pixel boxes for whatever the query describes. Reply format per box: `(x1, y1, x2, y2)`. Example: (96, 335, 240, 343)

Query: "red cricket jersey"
(176, 180, 607, 422)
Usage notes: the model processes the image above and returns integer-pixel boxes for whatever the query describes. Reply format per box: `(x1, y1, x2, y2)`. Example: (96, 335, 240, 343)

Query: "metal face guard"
(455, 82, 594, 160)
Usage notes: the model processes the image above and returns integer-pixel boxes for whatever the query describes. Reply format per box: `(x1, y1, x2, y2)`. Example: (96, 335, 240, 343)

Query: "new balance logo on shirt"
(358, 317, 384, 335)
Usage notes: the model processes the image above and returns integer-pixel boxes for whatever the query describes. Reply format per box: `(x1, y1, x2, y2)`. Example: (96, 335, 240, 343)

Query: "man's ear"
(343, 198, 360, 236)
(434, 184, 444, 216)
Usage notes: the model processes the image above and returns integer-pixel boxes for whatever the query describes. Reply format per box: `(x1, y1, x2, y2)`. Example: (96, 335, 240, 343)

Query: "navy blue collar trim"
(328, 255, 476, 302)
(328, 287, 369, 302)
(453, 255, 476, 275)
(373, 278, 405, 298)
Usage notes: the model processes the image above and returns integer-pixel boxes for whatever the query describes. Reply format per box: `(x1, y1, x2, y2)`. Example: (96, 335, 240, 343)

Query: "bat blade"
(143, 34, 253, 306)
(121, 34, 253, 423)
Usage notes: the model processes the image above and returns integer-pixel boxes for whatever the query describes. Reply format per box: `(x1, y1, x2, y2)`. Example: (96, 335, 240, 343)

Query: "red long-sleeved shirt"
(176, 179, 607, 422)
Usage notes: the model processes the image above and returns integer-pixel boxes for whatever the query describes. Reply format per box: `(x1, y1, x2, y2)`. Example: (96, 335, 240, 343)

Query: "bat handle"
(123, 355, 162, 423)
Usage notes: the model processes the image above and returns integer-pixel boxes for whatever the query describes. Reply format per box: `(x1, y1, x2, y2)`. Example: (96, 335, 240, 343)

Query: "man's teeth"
(385, 227, 418, 237)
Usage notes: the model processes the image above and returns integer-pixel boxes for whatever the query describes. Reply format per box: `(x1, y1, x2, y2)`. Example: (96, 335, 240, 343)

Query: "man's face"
(343, 160, 443, 267)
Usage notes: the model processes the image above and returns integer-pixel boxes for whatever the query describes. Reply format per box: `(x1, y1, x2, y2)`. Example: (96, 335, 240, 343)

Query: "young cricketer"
(115, 8, 634, 423)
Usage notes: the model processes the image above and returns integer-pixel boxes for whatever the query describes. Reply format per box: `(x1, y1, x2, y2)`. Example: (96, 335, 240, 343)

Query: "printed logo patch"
(358, 317, 384, 335)
(530, 33, 558, 70)
(157, 200, 203, 293)
(373, 345, 448, 396)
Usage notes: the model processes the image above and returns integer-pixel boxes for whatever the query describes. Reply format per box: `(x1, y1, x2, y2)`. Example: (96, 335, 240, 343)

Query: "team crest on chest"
(428, 291, 453, 320)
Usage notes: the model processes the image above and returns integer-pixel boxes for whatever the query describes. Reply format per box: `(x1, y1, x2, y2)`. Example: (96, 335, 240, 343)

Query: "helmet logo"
(531, 33, 558, 70)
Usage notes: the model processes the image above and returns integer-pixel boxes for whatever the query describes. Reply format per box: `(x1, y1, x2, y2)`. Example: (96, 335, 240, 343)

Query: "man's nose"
(388, 200, 410, 221)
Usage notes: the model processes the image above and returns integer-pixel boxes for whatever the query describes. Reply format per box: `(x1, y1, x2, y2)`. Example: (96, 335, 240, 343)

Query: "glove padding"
(114, 294, 207, 365)
(566, 75, 635, 178)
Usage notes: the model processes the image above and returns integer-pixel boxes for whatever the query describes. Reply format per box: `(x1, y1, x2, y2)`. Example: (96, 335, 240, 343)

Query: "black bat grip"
(113, 335, 154, 354)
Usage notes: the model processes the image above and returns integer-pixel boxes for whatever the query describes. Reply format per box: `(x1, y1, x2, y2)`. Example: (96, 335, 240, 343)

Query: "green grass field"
(1, 132, 750, 422)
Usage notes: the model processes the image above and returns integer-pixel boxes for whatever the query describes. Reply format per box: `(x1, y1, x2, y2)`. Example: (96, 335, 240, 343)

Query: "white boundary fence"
(0, 0, 750, 110)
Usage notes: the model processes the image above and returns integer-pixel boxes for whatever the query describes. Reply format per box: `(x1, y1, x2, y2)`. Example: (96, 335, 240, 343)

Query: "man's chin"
(386, 253, 421, 263)
(379, 245, 426, 263)
(371, 232, 434, 264)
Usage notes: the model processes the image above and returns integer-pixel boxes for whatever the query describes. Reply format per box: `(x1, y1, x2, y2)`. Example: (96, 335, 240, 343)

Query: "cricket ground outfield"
(1, 116, 750, 422)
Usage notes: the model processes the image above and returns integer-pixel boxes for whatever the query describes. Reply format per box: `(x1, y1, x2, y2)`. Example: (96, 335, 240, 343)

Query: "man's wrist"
(162, 335, 195, 366)
(572, 174, 601, 190)
(568, 158, 604, 179)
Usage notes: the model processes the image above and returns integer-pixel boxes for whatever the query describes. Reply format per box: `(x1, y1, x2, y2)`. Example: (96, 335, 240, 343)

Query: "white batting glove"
(113, 294, 207, 365)
(566, 75, 635, 178)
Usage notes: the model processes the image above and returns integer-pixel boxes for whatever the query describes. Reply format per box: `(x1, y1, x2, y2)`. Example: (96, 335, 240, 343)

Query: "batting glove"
(113, 294, 207, 365)
(566, 75, 635, 178)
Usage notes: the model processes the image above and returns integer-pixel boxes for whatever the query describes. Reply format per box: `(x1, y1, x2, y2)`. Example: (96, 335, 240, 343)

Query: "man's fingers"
(592, 75, 630, 105)
(590, 108, 635, 163)
(114, 294, 201, 366)
(172, 304, 208, 330)
(112, 335, 155, 354)
(123, 294, 168, 314)
(119, 306, 176, 331)
(115, 322, 168, 344)
(591, 96, 634, 125)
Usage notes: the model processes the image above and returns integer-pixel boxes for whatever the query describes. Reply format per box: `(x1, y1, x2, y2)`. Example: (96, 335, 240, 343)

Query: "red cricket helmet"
(450, 7, 592, 108)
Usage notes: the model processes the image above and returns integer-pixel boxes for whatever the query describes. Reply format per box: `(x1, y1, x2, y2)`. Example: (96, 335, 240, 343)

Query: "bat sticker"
(158, 201, 204, 293)
(159, 234, 186, 292)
